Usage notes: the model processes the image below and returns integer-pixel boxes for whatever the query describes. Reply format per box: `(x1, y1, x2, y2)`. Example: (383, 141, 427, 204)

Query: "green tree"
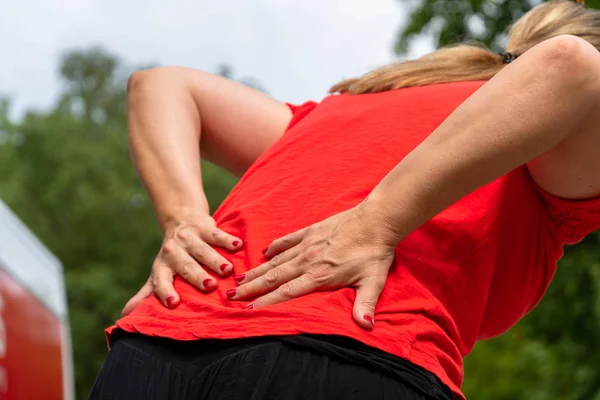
(397, 0, 600, 54)
(0, 48, 237, 398)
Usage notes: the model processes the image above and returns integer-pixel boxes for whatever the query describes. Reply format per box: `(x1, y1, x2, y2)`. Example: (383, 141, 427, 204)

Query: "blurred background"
(1, 0, 600, 399)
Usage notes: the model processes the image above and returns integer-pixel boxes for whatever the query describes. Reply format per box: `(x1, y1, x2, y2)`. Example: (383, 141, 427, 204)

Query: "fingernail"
(235, 274, 245, 283)
(245, 303, 254, 309)
(203, 279, 215, 288)
(166, 296, 176, 308)
(232, 240, 240, 247)
(226, 289, 237, 298)
(261, 247, 268, 254)
(220, 263, 230, 273)
(363, 315, 374, 325)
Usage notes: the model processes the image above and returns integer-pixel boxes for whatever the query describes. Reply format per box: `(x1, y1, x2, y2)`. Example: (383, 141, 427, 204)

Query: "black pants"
(90, 333, 451, 400)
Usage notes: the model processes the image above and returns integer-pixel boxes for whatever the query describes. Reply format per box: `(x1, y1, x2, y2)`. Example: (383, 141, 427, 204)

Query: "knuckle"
(308, 268, 333, 287)
(264, 268, 279, 287)
(178, 261, 197, 279)
(269, 254, 283, 268)
(162, 239, 177, 255)
(300, 246, 320, 263)
(277, 282, 296, 299)
(174, 228, 191, 243)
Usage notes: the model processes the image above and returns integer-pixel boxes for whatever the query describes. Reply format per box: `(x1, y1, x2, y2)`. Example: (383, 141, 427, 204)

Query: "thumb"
(352, 275, 386, 331)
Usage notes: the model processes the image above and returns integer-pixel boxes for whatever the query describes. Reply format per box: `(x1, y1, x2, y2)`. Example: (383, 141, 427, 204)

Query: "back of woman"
(95, 1, 600, 399)
(110, 79, 592, 396)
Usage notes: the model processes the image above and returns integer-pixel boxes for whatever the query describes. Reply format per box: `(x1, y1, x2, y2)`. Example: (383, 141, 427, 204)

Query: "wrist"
(155, 200, 211, 233)
(355, 193, 405, 248)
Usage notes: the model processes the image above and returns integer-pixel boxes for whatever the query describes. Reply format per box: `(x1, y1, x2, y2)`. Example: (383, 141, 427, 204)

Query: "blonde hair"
(331, 0, 600, 94)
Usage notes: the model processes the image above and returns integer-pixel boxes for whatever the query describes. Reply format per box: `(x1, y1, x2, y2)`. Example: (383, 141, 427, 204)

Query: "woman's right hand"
(121, 213, 243, 316)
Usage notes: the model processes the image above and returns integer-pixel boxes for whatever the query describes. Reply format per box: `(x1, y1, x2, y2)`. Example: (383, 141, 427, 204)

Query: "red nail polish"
(363, 315, 373, 324)
(166, 296, 176, 307)
(245, 303, 254, 309)
(232, 240, 240, 247)
(220, 264, 230, 272)
(226, 289, 237, 298)
(261, 247, 268, 254)
(203, 279, 214, 288)
(235, 274, 245, 283)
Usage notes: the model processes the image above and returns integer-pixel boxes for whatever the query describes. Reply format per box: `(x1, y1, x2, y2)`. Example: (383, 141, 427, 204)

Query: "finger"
(232, 261, 302, 300)
(263, 228, 307, 259)
(152, 263, 179, 308)
(352, 276, 386, 331)
(250, 273, 319, 308)
(203, 226, 243, 252)
(122, 279, 153, 316)
(163, 245, 218, 292)
(183, 237, 234, 277)
(235, 248, 299, 285)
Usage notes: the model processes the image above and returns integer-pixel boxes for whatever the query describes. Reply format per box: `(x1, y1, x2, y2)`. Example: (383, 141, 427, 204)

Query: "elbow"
(127, 70, 146, 94)
(127, 68, 167, 95)
(127, 67, 189, 95)
(127, 69, 157, 101)
(126, 67, 194, 124)
(535, 35, 600, 92)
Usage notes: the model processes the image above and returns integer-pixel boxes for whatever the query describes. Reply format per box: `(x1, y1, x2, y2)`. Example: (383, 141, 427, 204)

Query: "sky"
(0, 0, 433, 119)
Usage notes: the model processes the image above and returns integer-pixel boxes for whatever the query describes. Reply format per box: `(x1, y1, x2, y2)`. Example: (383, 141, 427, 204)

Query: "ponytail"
(330, 1, 600, 95)
(330, 45, 505, 94)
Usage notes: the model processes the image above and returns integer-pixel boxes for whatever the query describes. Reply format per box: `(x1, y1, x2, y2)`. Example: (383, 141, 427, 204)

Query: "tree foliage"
(0, 48, 237, 398)
(396, 0, 600, 54)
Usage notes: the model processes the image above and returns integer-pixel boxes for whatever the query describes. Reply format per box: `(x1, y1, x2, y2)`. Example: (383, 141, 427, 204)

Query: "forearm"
(362, 36, 600, 245)
(127, 70, 209, 231)
(127, 67, 292, 231)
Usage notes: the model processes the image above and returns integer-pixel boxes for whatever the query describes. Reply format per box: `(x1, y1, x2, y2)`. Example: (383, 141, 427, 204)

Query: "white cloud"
(0, 0, 433, 118)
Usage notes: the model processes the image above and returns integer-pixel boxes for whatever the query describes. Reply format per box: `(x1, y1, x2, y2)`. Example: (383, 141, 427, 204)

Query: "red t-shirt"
(108, 81, 600, 399)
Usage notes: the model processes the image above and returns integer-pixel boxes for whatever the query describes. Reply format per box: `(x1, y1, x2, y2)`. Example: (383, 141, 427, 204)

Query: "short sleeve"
(532, 180, 600, 244)
(285, 101, 318, 131)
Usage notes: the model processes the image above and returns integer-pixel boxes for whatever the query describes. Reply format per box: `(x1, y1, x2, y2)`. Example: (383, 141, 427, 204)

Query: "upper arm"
(180, 67, 293, 177)
(526, 37, 600, 200)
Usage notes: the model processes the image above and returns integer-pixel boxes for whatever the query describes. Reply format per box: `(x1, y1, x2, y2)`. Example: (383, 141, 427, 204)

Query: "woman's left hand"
(230, 205, 397, 330)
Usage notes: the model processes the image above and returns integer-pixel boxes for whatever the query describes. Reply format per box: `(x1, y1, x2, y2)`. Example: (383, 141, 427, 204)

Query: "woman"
(91, 1, 600, 399)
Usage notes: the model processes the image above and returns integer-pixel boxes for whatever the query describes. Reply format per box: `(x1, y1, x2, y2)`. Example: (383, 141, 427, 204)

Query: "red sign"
(0, 268, 65, 400)
(0, 200, 73, 400)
